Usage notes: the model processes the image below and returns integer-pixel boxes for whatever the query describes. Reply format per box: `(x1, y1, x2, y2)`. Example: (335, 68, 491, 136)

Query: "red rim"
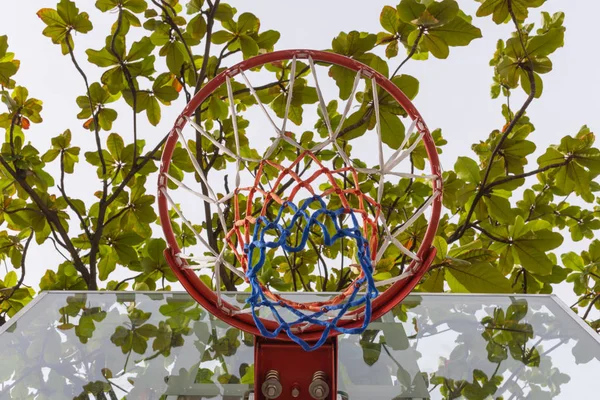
(158, 49, 443, 342)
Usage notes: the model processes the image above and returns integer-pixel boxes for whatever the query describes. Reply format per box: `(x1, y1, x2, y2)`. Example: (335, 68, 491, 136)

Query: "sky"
(2, 0, 600, 309)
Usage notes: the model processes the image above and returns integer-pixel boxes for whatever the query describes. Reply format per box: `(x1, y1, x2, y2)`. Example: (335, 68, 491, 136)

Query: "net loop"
(245, 197, 378, 350)
(226, 152, 381, 351)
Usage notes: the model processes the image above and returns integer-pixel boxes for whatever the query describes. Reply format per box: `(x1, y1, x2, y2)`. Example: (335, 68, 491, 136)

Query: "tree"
(0, 0, 598, 341)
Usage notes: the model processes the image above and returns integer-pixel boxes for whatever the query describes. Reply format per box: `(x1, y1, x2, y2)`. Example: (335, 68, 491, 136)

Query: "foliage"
(0, 0, 599, 381)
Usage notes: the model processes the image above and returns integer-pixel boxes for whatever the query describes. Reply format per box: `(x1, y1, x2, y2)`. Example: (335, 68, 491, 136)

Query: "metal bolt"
(309, 371, 329, 400)
(261, 370, 282, 399)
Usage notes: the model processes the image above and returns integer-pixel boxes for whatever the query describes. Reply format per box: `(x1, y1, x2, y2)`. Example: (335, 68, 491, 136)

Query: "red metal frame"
(254, 336, 337, 400)
(158, 49, 443, 342)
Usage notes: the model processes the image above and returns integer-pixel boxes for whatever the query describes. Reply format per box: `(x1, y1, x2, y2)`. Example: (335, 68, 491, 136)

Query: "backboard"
(1, 291, 599, 399)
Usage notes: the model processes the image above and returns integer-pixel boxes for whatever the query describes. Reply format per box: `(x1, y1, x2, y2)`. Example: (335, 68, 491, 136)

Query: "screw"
(291, 386, 300, 398)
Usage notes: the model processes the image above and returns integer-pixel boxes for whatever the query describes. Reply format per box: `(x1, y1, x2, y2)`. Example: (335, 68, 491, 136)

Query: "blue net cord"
(244, 195, 379, 351)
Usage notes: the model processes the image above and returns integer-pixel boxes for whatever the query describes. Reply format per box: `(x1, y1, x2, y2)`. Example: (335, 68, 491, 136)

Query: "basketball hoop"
(158, 49, 442, 399)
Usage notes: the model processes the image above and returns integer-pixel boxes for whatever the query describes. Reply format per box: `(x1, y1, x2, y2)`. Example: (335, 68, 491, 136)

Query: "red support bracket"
(254, 336, 338, 400)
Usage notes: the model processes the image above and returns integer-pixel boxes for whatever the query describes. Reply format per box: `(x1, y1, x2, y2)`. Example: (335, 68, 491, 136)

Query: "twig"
(65, 31, 103, 289)
(485, 160, 571, 191)
(0, 231, 35, 302)
(470, 224, 512, 244)
(583, 293, 600, 320)
(195, 0, 220, 93)
(59, 150, 92, 240)
(448, 3, 537, 244)
(105, 133, 169, 207)
(114, 274, 141, 291)
(391, 28, 424, 78)
(152, 0, 199, 86)
(110, 6, 138, 164)
(8, 106, 22, 159)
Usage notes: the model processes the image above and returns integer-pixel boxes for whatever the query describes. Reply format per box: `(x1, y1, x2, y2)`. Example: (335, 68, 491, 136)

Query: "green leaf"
(163, 42, 186, 74)
(561, 252, 584, 272)
(98, 247, 118, 281)
(37, 9, 66, 27)
(445, 263, 512, 293)
(123, 0, 147, 13)
(455, 156, 480, 183)
(516, 229, 563, 251)
(397, 0, 426, 23)
(107, 133, 124, 160)
(339, 110, 368, 140)
(127, 37, 154, 61)
(187, 0, 204, 14)
(332, 31, 377, 57)
(422, 34, 449, 59)
(256, 30, 280, 50)
(526, 28, 564, 57)
(329, 65, 357, 100)
(57, 0, 80, 24)
(214, 3, 235, 22)
(385, 41, 399, 58)
(512, 243, 552, 275)
(391, 75, 419, 100)
(363, 53, 389, 76)
(429, 17, 482, 47)
(477, 0, 544, 24)
(483, 194, 514, 224)
(433, 236, 448, 259)
(427, 0, 459, 25)
(237, 13, 259, 34)
(211, 30, 235, 45)
(519, 69, 543, 98)
(511, 230, 563, 275)
(188, 14, 207, 40)
(0, 61, 18, 87)
(146, 96, 160, 126)
(239, 35, 259, 59)
(380, 6, 400, 33)
(3, 271, 17, 287)
(86, 48, 117, 67)
(379, 111, 406, 150)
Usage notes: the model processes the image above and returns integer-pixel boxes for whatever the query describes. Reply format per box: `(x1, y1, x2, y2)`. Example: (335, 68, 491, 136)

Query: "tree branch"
(485, 159, 571, 192)
(110, 6, 139, 165)
(114, 274, 142, 291)
(0, 231, 34, 305)
(471, 223, 512, 244)
(8, 106, 22, 159)
(152, 0, 199, 86)
(583, 293, 600, 321)
(65, 31, 106, 180)
(195, 0, 220, 93)
(391, 28, 424, 78)
(448, 3, 537, 244)
(103, 205, 132, 228)
(105, 133, 169, 208)
(65, 31, 103, 289)
(59, 150, 91, 241)
(0, 157, 90, 283)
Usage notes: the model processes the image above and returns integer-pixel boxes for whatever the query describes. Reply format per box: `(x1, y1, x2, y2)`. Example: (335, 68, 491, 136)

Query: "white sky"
(2, 0, 600, 309)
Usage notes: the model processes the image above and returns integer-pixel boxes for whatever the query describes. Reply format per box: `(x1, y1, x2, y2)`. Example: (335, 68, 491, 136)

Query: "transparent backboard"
(0, 291, 599, 399)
